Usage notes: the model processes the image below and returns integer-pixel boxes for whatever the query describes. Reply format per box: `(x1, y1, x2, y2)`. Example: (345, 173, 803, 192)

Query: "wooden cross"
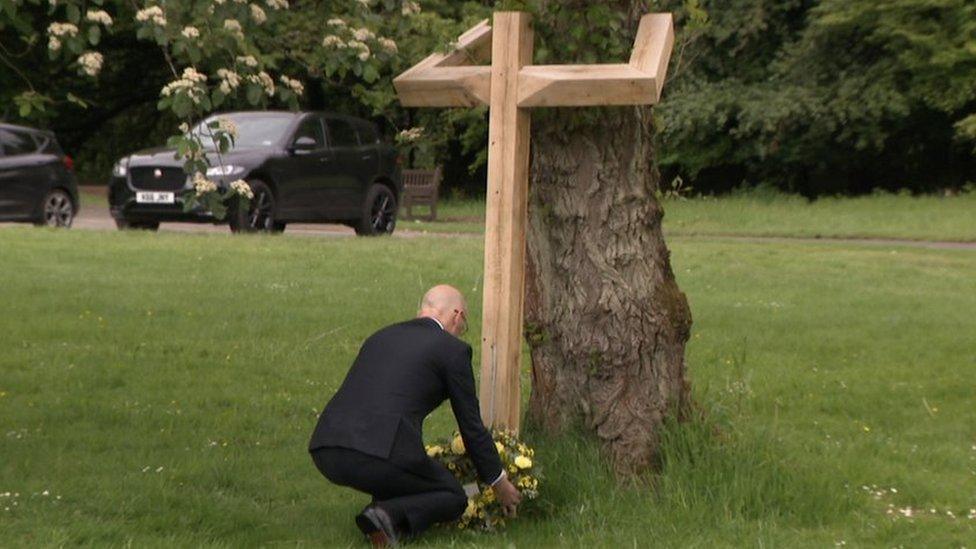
(394, 11, 675, 432)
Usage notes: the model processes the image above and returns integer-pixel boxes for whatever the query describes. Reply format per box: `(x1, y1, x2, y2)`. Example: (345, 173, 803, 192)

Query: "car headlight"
(112, 159, 128, 177)
(206, 164, 245, 177)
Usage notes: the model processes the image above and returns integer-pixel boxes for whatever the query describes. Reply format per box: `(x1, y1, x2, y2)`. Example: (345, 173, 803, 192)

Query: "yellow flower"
(495, 441, 505, 454)
(463, 499, 477, 518)
(426, 445, 443, 457)
(451, 435, 466, 454)
(514, 455, 532, 469)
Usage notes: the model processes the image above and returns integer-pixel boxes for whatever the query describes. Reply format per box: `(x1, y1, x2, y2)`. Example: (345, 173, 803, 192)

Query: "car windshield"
(190, 113, 293, 150)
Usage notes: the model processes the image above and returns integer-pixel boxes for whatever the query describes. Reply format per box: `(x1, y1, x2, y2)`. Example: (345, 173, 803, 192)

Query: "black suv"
(0, 123, 79, 228)
(108, 111, 402, 234)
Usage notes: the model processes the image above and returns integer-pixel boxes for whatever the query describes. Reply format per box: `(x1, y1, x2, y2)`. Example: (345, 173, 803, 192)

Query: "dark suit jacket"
(308, 317, 503, 483)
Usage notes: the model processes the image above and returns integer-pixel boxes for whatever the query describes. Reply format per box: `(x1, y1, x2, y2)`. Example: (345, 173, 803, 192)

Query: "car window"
(356, 122, 379, 145)
(0, 129, 37, 156)
(326, 119, 360, 148)
(291, 117, 325, 148)
(33, 133, 61, 154)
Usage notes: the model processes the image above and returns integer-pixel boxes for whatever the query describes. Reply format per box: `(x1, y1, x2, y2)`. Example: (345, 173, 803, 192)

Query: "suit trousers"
(311, 447, 467, 536)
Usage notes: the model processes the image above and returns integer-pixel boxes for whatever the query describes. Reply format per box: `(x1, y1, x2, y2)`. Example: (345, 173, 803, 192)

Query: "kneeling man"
(308, 285, 521, 546)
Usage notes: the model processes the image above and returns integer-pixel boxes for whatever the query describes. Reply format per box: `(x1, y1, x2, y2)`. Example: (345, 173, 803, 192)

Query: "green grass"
(387, 192, 976, 240)
(1, 227, 974, 547)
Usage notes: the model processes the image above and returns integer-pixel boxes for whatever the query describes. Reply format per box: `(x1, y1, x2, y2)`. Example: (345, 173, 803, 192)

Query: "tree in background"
(0, 0, 492, 185)
(657, 0, 976, 194)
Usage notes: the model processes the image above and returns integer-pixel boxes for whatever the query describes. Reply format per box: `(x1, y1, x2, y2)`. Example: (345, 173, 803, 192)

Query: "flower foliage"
(425, 430, 540, 531)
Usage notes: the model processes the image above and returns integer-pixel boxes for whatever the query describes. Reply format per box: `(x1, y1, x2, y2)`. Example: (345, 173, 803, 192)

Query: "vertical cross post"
(479, 12, 533, 433)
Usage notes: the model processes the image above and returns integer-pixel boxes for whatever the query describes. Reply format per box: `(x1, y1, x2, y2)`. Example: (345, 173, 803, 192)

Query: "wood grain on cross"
(394, 11, 675, 432)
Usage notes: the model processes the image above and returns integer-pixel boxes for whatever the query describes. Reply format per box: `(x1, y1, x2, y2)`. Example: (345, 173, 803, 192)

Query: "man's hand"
(493, 476, 522, 517)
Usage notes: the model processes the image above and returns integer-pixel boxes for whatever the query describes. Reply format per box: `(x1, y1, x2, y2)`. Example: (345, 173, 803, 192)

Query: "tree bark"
(525, 105, 692, 477)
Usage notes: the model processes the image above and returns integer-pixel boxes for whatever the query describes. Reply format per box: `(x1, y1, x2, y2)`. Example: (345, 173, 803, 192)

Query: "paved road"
(4, 189, 974, 249)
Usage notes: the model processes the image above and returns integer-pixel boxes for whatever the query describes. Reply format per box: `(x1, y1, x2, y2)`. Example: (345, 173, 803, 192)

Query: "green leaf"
(88, 26, 101, 46)
(66, 4, 80, 24)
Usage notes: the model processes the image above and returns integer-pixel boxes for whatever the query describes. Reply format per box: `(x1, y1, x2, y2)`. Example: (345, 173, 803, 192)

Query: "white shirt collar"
(423, 316, 444, 330)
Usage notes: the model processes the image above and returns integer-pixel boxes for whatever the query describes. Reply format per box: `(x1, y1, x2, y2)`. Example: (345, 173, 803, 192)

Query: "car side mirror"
(289, 136, 317, 155)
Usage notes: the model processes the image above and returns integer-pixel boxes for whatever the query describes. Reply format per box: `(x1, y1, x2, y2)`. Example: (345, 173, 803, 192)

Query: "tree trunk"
(525, 105, 692, 477)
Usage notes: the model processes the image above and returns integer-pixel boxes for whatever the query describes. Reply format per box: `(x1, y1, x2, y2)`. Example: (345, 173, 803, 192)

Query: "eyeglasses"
(454, 308, 468, 336)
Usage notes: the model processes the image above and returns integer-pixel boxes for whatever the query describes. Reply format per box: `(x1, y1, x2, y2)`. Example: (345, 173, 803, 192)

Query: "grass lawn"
(395, 192, 976, 241)
(1, 228, 974, 547)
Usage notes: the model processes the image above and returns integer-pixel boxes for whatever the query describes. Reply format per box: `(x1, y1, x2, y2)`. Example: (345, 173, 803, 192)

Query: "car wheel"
(115, 218, 160, 231)
(229, 180, 284, 234)
(35, 189, 75, 228)
(355, 184, 397, 236)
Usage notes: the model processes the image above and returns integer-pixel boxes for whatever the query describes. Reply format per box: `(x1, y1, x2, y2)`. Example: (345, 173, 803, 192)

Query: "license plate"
(136, 192, 175, 204)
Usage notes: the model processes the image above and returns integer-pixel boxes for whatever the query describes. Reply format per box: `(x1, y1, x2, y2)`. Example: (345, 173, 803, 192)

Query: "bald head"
(418, 285, 468, 337)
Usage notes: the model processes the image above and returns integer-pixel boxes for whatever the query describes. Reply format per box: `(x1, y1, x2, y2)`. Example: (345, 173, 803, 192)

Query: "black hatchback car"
(108, 111, 402, 235)
(0, 123, 79, 228)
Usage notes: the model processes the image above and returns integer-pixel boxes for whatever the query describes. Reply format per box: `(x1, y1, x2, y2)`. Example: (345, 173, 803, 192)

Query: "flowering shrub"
(425, 430, 540, 530)
(173, 118, 251, 220)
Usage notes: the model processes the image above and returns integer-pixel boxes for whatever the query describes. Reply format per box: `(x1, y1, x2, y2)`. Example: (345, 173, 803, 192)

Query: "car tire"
(115, 218, 160, 231)
(355, 183, 397, 236)
(229, 180, 284, 234)
(34, 189, 75, 228)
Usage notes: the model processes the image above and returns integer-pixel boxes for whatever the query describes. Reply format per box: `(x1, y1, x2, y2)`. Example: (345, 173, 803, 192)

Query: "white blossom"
(217, 68, 242, 94)
(347, 40, 370, 61)
(266, 0, 289, 9)
(224, 19, 243, 38)
(48, 36, 62, 51)
(378, 37, 397, 54)
(160, 68, 208, 103)
(322, 35, 345, 48)
(397, 127, 424, 143)
(78, 51, 104, 77)
(279, 75, 304, 96)
(249, 4, 267, 24)
(85, 10, 113, 27)
(181, 26, 200, 39)
(352, 27, 375, 42)
(47, 22, 79, 38)
(236, 55, 259, 68)
(401, 1, 420, 16)
(217, 117, 238, 139)
(192, 173, 217, 196)
(230, 180, 254, 199)
(248, 71, 275, 96)
(356, 0, 371, 9)
(327, 18, 346, 28)
(135, 6, 167, 27)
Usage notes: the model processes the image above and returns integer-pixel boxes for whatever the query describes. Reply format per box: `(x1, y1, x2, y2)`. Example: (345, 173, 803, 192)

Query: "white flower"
(347, 40, 370, 61)
(358, 48, 371, 62)
(47, 22, 79, 37)
(160, 68, 208, 103)
(179, 122, 190, 133)
(248, 71, 275, 96)
(322, 35, 345, 48)
(48, 36, 62, 51)
(378, 37, 397, 54)
(192, 173, 218, 196)
(135, 6, 167, 27)
(249, 4, 267, 24)
(352, 27, 374, 42)
(223, 19, 243, 38)
(86, 10, 113, 27)
(216, 117, 238, 139)
(401, 1, 420, 16)
(181, 26, 200, 39)
(266, 0, 289, 9)
(356, 0, 371, 9)
(279, 75, 304, 96)
(326, 18, 346, 28)
(230, 180, 254, 199)
(236, 55, 259, 68)
(397, 127, 424, 143)
(78, 51, 104, 77)
(216, 68, 241, 94)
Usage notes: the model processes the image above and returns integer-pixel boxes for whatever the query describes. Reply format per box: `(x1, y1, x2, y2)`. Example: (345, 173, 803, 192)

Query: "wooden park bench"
(400, 167, 442, 221)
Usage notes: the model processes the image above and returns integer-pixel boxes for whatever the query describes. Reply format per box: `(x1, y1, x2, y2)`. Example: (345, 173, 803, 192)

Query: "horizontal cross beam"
(393, 13, 674, 108)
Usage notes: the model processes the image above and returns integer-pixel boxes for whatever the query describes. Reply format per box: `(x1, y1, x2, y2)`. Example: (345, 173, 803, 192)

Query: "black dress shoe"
(355, 505, 399, 547)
